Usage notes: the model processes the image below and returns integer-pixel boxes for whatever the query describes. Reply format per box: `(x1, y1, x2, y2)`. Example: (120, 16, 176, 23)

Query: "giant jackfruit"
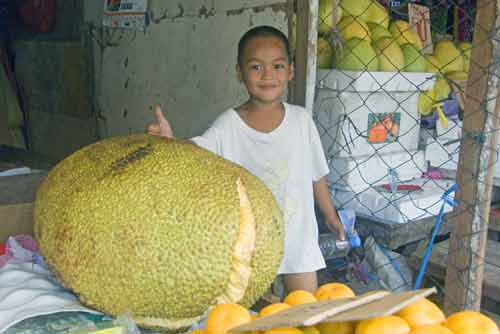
(34, 134, 284, 331)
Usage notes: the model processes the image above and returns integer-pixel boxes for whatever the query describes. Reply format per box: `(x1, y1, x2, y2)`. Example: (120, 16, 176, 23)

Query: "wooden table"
(408, 239, 500, 303)
(355, 212, 457, 250)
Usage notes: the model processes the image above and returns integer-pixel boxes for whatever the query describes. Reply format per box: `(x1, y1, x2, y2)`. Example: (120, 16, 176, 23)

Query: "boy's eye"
(250, 64, 262, 70)
(274, 63, 286, 69)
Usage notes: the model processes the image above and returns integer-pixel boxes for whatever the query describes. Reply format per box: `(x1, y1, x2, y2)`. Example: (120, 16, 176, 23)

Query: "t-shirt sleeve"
(190, 125, 220, 155)
(308, 114, 330, 181)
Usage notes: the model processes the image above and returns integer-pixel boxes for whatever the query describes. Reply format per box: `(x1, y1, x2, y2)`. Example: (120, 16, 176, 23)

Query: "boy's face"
(236, 36, 294, 105)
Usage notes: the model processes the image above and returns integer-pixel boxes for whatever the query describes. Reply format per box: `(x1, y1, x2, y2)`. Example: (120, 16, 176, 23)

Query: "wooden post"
(444, 0, 500, 313)
(287, 0, 318, 113)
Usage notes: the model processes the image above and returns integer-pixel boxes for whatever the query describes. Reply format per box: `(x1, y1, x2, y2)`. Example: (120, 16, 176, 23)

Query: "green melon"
(336, 37, 379, 71)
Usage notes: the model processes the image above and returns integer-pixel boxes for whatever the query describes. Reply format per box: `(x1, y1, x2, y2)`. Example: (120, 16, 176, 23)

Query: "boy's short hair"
(237, 25, 292, 66)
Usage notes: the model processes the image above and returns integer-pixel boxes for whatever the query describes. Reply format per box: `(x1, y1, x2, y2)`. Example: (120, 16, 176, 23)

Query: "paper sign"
(409, 4, 433, 54)
(103, 0, 148, 31)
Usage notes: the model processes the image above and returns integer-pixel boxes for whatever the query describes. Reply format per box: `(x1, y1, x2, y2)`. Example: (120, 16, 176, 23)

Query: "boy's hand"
(325, 216, 346, 241)
(147, 105, 174, 138)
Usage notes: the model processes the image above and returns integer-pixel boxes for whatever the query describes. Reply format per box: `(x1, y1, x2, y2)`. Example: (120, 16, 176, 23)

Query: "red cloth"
(0, 244, 6, 256)
(18, 0, 56, 33)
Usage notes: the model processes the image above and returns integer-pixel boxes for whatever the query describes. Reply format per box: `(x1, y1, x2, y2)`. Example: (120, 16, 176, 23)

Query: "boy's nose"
(262, 66, 274, 79)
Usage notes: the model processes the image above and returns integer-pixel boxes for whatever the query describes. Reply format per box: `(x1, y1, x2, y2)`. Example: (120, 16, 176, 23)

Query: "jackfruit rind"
(34, 134, 284, 330)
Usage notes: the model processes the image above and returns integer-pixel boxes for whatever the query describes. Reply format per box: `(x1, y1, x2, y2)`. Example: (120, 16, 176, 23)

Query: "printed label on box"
(367, 113, 400, 143)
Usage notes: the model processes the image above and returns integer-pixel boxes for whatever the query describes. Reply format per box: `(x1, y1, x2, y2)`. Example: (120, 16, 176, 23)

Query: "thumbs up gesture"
(147, 105, 174, 138)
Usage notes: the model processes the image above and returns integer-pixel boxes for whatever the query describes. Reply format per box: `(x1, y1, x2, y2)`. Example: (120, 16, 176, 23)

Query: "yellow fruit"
(317, 321, 356, 334)
(259, 303, 291, 317)
(315, 283, 356, 301)
(206, 304, 252, 334)
(301, 325, 320, 334)
(433, 77, 451, 100)
(425, 55, 442, 73)
(360, 0, 389, 28)
(336, 38, 379, 71)
(317, 36, 334, 69)
(263, 328, 304, 334)
(410, 324, 454, 334)
(34, 134, 284, 331)
(368, 22, 392, 43)
(373, 37, 405, 71)
(284, 290, 317, 306)
(445, 71, 469, 82)
(434, 40, 464, 73)
(338, 15, 371, 43)
(444, 311, 499, 334)
(318, 0, 343, 33)
(418, 90, 436, 116)
(190, 330, 205, 334)
(356, 316, 411, 334)
(340, 0, 373, 17)
(389, 20, 423, 50)
(458, 42, 472, 73)
(401, 43, 427, 72)
(396, 298, 446, 328)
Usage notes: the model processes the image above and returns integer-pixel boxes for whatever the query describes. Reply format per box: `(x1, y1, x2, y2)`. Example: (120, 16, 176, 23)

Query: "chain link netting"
(306, 0, 500, 314)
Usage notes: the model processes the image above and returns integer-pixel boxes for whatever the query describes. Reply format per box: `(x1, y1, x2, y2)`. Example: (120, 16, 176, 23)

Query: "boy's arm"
(313, 176, 346, 241)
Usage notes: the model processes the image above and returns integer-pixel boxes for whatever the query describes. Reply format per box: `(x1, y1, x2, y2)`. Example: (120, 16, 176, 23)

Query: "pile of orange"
(190, 283, 499, 334)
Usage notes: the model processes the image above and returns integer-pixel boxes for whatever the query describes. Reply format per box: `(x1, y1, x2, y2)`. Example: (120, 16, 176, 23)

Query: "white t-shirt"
(191, 103, 330, 274)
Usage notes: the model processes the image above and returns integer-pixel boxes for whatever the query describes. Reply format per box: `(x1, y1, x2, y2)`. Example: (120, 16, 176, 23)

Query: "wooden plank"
(411, 239, 500, 303)
(444, 0, 500, 313)
(288, 0, 318, 112)
(231, 291, 389, 332)
(355, 212, 456, 250)
(0, 203, 34, 243)
(323, 288, 437, 322)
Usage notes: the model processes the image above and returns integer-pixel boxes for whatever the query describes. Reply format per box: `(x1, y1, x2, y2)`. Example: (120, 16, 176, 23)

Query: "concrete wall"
(13, 1, 287, 161)
(85, 0, 288, 140)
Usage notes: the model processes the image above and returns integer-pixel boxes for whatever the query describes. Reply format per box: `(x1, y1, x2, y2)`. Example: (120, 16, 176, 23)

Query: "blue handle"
(414, 183, 458, 289)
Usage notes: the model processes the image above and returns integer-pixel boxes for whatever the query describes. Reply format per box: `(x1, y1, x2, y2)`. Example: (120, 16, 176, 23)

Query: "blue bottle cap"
(350, 235, 361, 248)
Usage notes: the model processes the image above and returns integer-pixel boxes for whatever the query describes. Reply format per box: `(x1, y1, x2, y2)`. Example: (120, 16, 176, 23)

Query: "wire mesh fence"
(307, 0, 500, 314)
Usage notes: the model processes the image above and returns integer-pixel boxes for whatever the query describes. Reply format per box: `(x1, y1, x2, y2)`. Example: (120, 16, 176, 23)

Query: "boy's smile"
(237, 36, 294, 106)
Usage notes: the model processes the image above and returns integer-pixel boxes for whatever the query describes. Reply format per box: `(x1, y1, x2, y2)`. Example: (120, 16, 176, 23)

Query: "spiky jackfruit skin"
(34, 134, 284, 328)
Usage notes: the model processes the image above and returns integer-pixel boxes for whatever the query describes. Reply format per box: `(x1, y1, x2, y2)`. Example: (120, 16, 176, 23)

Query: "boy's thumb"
(155, 105, 167, 124)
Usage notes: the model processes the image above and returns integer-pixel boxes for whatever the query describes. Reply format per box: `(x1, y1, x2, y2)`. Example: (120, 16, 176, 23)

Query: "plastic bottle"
(318, 209, 361, 259)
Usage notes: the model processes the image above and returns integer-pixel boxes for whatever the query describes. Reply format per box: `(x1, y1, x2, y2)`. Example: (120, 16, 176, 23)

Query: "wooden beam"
(288, 0, 318, 113)
(444, 0, 500, 313)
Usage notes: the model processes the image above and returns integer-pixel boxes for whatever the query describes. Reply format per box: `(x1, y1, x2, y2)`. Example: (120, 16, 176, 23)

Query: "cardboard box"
(332, 178, 456, 224)
(329, 150, 426, 191)
(231, 288, 436, 332)
(0, 171, 47, 243)
(315, 70, 435, 158)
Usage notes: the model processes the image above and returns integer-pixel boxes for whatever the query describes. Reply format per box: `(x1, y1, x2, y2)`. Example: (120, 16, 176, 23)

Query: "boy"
(148, 25, 345, 294)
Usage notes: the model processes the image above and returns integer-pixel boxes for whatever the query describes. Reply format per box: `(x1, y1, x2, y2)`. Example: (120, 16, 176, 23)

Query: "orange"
(410, 324, 454, 334)
(315, 283, 356, 301)
(396, 298, 445, 328)
(283, 290, 317, 306)
(317, 321, 356, 334)
(356, 316, 411, 334)
(205, 303, 252, 334)
(444, 310, 499, 334)
(259, 303, 291, 317)
(190, 330, 205, 334)
(263, 327, 303, 333)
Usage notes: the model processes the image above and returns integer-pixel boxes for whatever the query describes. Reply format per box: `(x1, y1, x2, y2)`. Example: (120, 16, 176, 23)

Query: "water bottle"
(337, 209, 362, 248)
(319, 233, 349, 260)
